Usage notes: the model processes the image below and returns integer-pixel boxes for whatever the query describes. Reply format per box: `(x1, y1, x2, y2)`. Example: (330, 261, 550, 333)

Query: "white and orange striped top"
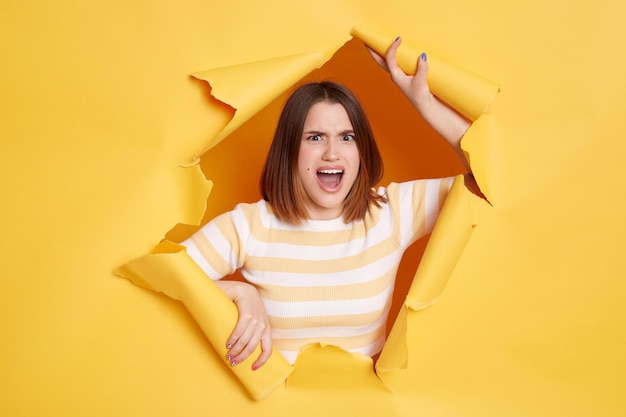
(183, 178, 453, 364)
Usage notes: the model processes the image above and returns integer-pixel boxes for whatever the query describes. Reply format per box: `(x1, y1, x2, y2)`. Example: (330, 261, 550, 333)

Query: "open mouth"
(317, 169, 344, 187)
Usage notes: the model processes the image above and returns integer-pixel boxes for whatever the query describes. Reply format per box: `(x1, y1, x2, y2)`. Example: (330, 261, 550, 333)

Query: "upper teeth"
(318, 169, 343, 174)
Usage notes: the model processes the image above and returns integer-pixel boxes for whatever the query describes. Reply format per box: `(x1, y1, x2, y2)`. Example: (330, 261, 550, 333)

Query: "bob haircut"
(260, 81, 386, 224)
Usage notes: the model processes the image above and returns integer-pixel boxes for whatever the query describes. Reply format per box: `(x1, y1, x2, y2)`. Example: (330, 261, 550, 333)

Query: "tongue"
(318, 173, 341, 186)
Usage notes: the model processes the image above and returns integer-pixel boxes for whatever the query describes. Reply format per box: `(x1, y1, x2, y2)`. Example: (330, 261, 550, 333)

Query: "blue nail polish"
(421, 52, 427, 61)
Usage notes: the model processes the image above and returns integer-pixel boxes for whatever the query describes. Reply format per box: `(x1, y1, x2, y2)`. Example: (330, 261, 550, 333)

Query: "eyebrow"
(302, 129, 355, 135)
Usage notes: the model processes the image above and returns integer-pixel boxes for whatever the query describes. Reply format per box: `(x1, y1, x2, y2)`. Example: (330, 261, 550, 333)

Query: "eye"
(341, 134, 355, 142)
(307, 134, 322, 141)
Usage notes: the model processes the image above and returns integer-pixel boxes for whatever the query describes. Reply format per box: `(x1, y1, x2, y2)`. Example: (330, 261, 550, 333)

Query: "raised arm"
(367, 37, 472, 173)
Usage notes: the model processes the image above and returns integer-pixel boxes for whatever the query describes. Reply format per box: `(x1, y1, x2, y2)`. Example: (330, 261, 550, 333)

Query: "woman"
(182, 38, 476, 370)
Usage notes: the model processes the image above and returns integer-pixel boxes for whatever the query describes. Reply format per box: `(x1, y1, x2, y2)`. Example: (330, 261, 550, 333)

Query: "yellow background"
(2, 0, 625, 416)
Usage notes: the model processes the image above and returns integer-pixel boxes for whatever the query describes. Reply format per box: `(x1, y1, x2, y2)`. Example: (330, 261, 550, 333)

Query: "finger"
(225, 315, 248, 352)
(227, 331, 254, 361)
(229, 319, 267, 364)
(226, 319, 257, 363)
(415, 52, 429, 85)
(384, 36, 404, 78)
(252, 333, 273, 370)
(231, 341, 258, 365)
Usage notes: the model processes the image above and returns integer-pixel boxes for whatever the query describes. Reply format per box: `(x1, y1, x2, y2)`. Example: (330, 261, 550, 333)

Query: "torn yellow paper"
(376, 305, 409, 371)
(287, 344, 382, 390)
(457, 113, 499, 203)
(405, 175, 474, 310)
(172, 164, 214, 226)
(117, 27, 498, 398)
(112, 20, 498, 399)
(191, 52, 330, 154)
(115, 242, 293, 400)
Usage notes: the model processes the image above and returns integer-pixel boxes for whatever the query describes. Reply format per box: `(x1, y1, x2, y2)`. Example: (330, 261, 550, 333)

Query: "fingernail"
(421, 52, 427, 61)
(226, 355, 231, 361)
(252, 365, 259, 371)
(231, 361, 238, 366)
(226, 343, 232, 348)
(395, 36, 401, 41)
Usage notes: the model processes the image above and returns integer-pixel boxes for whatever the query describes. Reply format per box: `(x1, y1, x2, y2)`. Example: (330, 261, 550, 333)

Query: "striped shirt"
(183, 178, 453, 364)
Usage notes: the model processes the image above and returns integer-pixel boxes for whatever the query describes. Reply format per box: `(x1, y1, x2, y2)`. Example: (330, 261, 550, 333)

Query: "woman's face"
(297, 101, 360, 220)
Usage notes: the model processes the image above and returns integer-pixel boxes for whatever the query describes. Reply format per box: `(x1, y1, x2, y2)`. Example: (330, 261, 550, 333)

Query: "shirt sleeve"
(180, 207, 247, 281)
(383, 176, 455, 249)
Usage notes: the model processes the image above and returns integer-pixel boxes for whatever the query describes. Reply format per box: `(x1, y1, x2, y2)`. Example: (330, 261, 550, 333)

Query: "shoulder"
(228, 199, 294, 233)
(375, 177, 455, 216)
(230, 200, 266, 217)
(224, 199, 271, 226)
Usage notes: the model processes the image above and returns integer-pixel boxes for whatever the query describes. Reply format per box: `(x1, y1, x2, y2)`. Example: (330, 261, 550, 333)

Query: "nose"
(322, 140, 338, 161)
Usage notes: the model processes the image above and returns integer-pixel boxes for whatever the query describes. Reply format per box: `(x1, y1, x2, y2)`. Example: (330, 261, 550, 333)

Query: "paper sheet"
(2, 1, 626, 416)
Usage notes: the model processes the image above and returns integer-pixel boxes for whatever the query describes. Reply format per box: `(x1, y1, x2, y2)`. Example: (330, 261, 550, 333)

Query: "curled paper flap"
(115, 244, 293, 400)
(376, 306, 409, 372)
(351, 25, 500, 121)
(174, 164, 214, 226)
(376, 175, 474, 372)
(405, 175, 474, 309)
(191, 52, 329, 153)
(287, 344, 387, 392)
(460, 113, 498, 205)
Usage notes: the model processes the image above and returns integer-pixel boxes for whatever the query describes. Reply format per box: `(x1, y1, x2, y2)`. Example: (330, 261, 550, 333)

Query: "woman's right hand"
(366, 37, 433, 117)
(215, 280, 273, 370)
(367, 37, 473, 173)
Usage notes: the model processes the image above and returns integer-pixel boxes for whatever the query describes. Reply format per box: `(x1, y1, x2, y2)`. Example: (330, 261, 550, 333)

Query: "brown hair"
(260, 81, 386, 224)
